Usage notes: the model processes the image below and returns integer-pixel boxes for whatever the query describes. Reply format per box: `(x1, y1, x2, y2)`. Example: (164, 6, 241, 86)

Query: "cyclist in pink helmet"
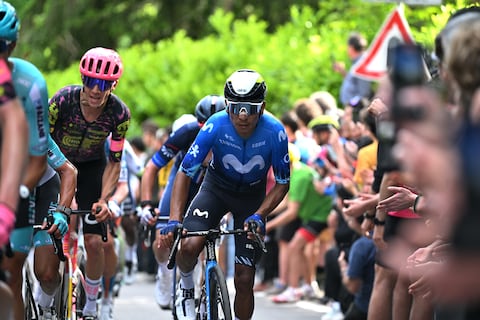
(49, 47, 130, 320)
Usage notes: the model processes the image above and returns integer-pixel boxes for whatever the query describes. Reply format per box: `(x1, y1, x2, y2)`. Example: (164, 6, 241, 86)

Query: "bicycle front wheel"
(207, 265, 232, 320)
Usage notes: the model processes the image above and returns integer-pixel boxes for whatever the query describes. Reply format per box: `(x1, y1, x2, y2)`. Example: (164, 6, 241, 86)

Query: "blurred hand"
(108, 200, 122, 218)
(376, 186, 416, 212)
(0, 203, 15, 246)
(140, 207, 156, 226)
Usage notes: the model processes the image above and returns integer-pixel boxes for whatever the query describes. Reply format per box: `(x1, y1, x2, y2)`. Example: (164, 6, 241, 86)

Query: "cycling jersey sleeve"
(151, 121, 200, 169)
(108, 99, 130, 163)
(269, 119, 290, 185)
(180, 121, 217, 179)
(47, 134, 67, 169)
(12, 58, 49, 157)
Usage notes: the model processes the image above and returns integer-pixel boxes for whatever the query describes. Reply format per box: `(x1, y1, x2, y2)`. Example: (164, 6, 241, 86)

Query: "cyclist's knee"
(177, 238, 203, 271)
(84, 234, 104, 254)
(234, 265, 255, 293)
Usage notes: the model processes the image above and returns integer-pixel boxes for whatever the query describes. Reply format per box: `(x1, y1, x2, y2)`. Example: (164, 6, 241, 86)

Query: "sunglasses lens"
(83, 76, 114, 91)
(228, 102, 261, 115)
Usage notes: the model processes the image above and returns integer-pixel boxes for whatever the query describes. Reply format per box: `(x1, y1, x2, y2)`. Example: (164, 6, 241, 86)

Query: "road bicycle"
(21, 213, 66, 320)
(22, 207, 106, 320)
(53, 208, 108, 320)
(167, 221, 266, 320)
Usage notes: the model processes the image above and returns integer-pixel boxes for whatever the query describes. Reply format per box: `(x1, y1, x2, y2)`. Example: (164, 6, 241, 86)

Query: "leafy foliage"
(36, 1, 463, 137)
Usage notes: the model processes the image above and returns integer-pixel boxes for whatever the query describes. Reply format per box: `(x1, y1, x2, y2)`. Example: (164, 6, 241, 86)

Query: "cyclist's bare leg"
(121, 215, 137, 247)
(84, 234, 105, 279)
(2, 252, 28, 320)
(234, 264, 255, 320)
(176, 237, 205, 273)
(0, 281, 14, 320)
(34, 244, 61, 305)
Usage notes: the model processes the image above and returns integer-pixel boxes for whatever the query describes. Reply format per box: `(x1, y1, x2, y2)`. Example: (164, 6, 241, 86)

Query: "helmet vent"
(104, 61, 111, 75)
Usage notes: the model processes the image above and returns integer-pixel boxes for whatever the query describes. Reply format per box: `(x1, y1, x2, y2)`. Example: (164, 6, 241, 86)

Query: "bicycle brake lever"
(248, 221, 267, 253)
(167, 223, 184, 270)
(46, 214, 66, 261)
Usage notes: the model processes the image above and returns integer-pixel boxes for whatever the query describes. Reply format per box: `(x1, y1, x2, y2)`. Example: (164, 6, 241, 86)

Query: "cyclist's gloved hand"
(51, 212, 69, 236)
(244, 213, 266, 236)
(108, 199, 122, 218)
(160, 220, 181, 236)
(140, 207, 156, 226)
(0, 203, 15, 246)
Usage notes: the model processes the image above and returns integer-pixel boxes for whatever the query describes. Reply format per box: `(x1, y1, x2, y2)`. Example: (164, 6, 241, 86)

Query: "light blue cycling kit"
(9, 58, 67, 253)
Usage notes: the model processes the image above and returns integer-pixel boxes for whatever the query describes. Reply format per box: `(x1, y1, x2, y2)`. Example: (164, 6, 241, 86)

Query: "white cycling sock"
(37, 287, 55, 308)
(83, 276, 101, 315)
(180, 269, 194, 289)
(157, 261, 169, 276)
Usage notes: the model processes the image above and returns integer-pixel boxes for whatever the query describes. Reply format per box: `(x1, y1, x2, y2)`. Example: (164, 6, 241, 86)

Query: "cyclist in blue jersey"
(160, 69, 290, 320)
(140, 94, 226, 309)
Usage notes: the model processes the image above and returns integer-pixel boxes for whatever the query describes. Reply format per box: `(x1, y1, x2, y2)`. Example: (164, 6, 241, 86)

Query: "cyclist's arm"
(100, 160, 121, 201)
(140, 159, 162, 205)
(0, 98, 28, 209)
(55, 160, 77, 209)
(47, 135, 77, 209)
(256, 182, 289, 221)
(169, 170, 191, 222)
(23, 155, 47, 190)
(110, 180, 129, 205)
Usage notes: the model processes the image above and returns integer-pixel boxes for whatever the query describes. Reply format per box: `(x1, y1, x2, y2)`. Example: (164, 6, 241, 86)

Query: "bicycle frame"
(168, 225, 265, 320)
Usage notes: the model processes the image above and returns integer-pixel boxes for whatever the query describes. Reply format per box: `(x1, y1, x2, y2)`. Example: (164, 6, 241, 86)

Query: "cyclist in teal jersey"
(0, 4, 70, 320)
(160, 69, 290, 320)
(49, 47, 130, 320)
(0, 49, 28, 320)
(6, 135, 77, 320)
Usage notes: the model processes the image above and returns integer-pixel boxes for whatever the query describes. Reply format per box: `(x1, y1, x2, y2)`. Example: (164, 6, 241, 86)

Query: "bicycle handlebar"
(167, 223, 267, 270)
(71, 208, 108, 242)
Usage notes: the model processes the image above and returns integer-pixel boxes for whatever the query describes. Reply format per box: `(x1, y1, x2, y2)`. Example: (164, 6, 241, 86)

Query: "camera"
(391, 43, 428, 122)
(377, 43, 428, 172)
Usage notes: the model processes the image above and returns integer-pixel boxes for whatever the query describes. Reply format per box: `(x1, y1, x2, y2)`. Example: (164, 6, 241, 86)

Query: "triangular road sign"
(351, 4, 415, 81)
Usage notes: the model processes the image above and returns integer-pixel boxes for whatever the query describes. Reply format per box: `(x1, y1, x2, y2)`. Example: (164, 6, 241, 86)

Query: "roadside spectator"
(333, 32, 374, 106)
(267, 143, 333, 303)
(337, 234, 376, 320)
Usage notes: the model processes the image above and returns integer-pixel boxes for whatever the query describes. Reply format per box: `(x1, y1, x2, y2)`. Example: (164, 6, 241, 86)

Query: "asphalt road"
(113, 272, 332, 320)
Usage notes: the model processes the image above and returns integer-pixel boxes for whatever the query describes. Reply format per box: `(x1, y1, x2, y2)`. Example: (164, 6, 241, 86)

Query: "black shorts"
(15, 174, 60, 228)
(276, 217, 301, 242)
(74, 158, 107, 236)
(183, 180, 264, 268)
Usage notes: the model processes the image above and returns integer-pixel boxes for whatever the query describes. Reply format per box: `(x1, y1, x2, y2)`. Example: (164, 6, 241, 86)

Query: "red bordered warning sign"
(351, 4, 415, 81)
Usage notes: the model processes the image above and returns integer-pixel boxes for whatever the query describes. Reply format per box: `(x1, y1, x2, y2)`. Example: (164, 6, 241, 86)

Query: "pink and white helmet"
(79, 47, 123, 81)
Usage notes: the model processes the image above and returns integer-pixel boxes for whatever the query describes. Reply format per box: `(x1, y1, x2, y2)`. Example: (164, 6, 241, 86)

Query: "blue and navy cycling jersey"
(151, 118, 201, 170)
(180, 112, 290, 192)
(11, 57, 49, 157)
